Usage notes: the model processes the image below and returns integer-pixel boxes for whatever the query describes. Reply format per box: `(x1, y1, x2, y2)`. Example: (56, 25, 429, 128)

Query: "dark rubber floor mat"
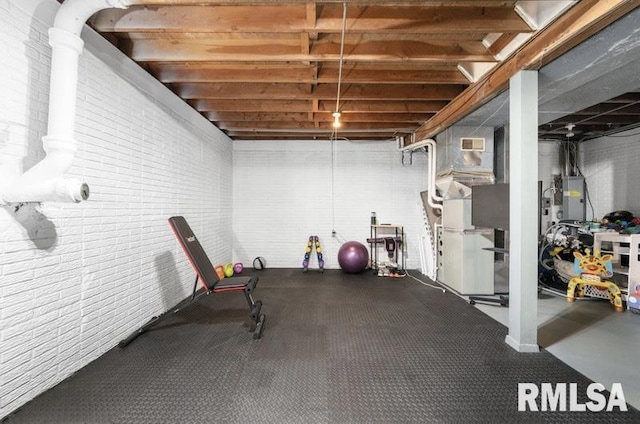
(3, 269, 638, 423)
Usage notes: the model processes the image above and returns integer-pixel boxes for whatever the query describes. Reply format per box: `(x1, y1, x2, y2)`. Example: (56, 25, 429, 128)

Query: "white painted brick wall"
(232, 140, 429, 270)
(538, 141, 563, 228)
(580, 128, 640, 219)
(0, 0, 233, 418)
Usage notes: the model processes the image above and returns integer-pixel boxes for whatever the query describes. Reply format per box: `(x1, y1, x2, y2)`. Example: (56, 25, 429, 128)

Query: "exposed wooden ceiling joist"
(150, 62, 469, 84)
(205, 111, 430, 123)
(121, 39, 495, 63)
(87, 1, 638, 142)
(225, 131, 397, 140)
(128, 1, 518, 6)
(91, 5, 531, 34)
(216, 121, 417, 131)
(175, 83, 465, 100)
(192, 99, 448, 113)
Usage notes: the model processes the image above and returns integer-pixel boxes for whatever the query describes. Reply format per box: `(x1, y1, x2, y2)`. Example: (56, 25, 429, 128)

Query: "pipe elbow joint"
(57, 178, 90, 203)
(0, 178, 90, 204)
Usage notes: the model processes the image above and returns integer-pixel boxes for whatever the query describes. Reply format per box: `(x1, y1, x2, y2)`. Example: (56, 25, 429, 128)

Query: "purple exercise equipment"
(338, 241, 369, 274)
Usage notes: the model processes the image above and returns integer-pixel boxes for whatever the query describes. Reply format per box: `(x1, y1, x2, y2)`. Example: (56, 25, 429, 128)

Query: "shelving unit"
(593, 232, 640, 309)
(369, 224, 405, 273)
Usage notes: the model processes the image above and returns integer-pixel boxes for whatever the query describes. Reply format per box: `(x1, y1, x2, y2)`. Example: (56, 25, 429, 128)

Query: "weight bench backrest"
(168, 216, 220, 290)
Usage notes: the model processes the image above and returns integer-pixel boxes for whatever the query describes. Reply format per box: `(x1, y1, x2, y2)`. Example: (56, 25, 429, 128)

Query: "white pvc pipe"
(1, 0, 130, 204)
(55, 0, 131, 37)
(400, 137, 443, 211)
(424, 139, 444, 203)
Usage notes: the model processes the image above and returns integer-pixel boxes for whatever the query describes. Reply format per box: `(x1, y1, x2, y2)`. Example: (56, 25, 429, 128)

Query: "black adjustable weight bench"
(119, 216, 265, 347)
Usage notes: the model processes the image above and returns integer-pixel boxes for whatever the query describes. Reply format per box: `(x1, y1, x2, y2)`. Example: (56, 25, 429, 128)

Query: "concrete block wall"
(580, 128, 640, 218)
(232, 140, 429, 270)
(0, 1, 233, 418)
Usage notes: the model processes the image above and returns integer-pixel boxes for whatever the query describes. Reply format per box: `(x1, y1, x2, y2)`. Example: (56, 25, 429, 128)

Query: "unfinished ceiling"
(84, 0, 639, 142)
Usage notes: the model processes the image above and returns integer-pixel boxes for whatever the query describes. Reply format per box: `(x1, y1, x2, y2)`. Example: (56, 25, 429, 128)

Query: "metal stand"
(368, 224, 405, 274)
(469, 295, 509, 307)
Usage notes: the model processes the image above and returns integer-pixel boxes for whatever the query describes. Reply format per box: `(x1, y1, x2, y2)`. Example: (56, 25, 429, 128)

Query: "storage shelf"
(593, 233, 640, 310)
(611, 265, 630, 276)
(369, 224, 405, 273)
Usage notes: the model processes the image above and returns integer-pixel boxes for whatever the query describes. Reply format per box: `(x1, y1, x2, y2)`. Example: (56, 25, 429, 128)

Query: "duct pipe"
(0, 0, 130, 204)
(400, 138, 443, 211)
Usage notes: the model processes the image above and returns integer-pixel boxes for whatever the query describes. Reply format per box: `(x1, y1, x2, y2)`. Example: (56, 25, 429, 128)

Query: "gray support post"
(506, 70, 540, 353)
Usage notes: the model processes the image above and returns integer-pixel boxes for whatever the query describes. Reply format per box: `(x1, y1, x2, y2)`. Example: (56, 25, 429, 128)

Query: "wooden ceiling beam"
(307, 2, 319, 41)
(318, 66, 469, 84)
(226, 133, 395, 140)
(120, 32, 488, 42)
(150, 62, 468, 84)
(152, 64, 316, 83)
(91, 5, 530, 33)
(486, 32, 519, 56)
(176, 82, 464, 100)
(216, 121, 418, 131)
(205, 112, 430, 123)
(318, 100, 448, 113)
(412, 0, 638, 142)
(315, 4, 530, 33)
(193, 99, 313, 112)
(194, 99, 448, 113)
(123, 38, 496, 63)
(130, 1, 518, 6)
(309, 38, 492, 59)
(208, 112, 312, 123)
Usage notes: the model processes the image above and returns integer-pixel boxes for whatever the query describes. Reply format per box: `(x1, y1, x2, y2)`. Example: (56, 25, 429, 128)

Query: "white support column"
(506, 70, 540, 353)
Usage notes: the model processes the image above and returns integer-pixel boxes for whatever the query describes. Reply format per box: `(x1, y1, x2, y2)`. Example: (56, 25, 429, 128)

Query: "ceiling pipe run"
(0, 0, 131, 205)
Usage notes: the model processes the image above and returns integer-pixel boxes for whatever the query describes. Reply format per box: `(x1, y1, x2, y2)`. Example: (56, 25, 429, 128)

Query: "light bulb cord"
(334, 1, 347, 115)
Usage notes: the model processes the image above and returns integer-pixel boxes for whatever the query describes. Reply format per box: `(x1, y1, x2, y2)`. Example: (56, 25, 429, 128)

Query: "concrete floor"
(473, 292, 640, 410)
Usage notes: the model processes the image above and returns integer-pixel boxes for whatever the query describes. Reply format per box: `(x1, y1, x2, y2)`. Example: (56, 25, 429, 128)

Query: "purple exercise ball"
(338, 241, 369, 274)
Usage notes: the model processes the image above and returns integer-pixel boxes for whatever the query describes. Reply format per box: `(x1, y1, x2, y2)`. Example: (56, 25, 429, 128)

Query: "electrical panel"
(562, 176, 586, 221)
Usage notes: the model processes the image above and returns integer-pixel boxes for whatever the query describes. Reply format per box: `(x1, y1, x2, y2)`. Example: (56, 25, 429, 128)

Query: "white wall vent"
(460, 137, 486, 151)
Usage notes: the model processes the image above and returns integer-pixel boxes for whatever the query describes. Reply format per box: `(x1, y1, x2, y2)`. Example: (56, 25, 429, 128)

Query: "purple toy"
(233, 262, 244, 274)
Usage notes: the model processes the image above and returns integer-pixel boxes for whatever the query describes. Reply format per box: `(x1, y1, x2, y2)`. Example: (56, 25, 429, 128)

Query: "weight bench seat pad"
(168, 216, 253, 292)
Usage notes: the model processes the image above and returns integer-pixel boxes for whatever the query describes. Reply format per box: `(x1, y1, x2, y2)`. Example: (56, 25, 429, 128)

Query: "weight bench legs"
(119, 275, 266, 348)
(245, 290, 265, 339)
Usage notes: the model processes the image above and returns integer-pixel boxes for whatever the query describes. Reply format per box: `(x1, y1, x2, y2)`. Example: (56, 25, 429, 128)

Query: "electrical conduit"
(0, 0, 131, 204)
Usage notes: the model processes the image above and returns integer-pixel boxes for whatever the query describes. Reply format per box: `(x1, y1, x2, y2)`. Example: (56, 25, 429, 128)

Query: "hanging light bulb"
(332, 112, 341, 128)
